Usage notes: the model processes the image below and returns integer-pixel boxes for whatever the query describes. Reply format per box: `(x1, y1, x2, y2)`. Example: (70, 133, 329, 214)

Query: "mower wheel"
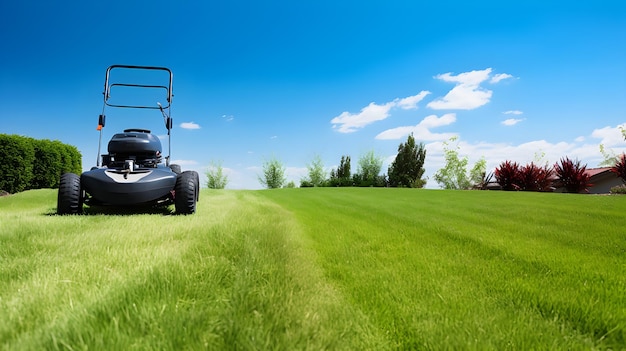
(57, 173, 83, 215)
(175, 171, 198, 214)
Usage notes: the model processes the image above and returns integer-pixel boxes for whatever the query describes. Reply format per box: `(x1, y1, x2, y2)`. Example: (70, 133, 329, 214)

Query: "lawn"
(1, 188, 624, 350)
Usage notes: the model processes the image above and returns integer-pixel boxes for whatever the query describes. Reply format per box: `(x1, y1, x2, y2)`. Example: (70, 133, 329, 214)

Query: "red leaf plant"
(495, 161, 522, 191)
(519, 162, 554, 192)
(554, 157, 592, 193)
(610, 153, 626, 183)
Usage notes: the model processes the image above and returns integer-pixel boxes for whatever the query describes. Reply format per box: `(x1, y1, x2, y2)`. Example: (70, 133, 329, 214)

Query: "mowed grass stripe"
(1, 189, 385, 350)
(259, 188, 626, 349)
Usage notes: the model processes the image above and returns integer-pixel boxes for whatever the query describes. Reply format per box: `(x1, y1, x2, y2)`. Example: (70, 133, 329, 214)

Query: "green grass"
(1, 188, 625, 350)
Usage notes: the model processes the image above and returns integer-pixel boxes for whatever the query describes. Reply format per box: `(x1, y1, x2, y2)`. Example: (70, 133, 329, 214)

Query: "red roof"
(585, 167, 612, 178)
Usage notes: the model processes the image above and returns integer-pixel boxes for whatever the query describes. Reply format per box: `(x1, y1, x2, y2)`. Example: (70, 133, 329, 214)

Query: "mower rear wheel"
(175, 171, 198, 214)
(57, 173, 83, 215)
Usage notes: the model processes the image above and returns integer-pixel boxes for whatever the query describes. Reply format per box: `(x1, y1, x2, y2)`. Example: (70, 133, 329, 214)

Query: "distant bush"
(519, 162, 554, 192)
(495, 161, 522, 191)
(0, 134, 81, 193)
(610, 184, 626, 194)
(299, 179, 314, 188)
(554, 157, 591, 193)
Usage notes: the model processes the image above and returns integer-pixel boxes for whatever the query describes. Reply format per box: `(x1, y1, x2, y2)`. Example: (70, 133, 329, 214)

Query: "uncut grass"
(0, 190, 385, 350)
(261, 188, 626, 349)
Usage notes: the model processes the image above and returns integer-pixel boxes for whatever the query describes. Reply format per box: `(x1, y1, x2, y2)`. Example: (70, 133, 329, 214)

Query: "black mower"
(57, 65, 199, 215)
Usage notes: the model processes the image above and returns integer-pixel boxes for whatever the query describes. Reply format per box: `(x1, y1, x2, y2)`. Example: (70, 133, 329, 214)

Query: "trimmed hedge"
(0, 134, 82, 193)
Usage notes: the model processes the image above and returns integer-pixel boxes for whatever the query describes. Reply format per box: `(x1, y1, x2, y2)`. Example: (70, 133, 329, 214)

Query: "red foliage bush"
(554, 157, 592, 193)
(519, 163, 554, 192)
(610, 153, 626, 183)
(495, 161, 521, 191)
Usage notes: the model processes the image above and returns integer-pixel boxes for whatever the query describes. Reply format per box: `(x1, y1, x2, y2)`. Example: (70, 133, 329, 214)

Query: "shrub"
(554, 157, 591, 193)
(0, 134, 35, 193)
(610, 184, 626, 194)
(258, 157, 286, 189)
(610, 153, 626, 183)
(519, 163, 554, 192)
(206, 160, 228, 189)
(300, 180, 314, 188)
(0, 135, 81, 193)
(494, 161, 521, 191)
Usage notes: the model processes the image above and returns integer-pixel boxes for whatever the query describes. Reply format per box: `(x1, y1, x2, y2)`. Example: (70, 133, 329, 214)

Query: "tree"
(599, 144, 619, 167)
(329, 155, 352, 186)
(205, 160, 228, 189)
(355, 150, 384, 186)
(388, 133, 427, 188)
(337, 155, 351, 183)
(303, 154, 326, 187)
(433, 137, 472, 190)
(468, 157, 487, 188)
(258, 157, 286, 189)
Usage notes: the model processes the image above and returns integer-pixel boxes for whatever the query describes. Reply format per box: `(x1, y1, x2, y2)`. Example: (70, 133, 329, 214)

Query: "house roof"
(585, 167, 613, 178)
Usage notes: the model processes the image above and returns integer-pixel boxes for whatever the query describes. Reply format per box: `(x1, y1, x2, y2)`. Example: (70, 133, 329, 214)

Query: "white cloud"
(330, 91, 430, 133)
(270, 135, 278, 139)
(394, 91, 431, 110)
(427, 68, 494, 110)
(501, 118, 524, 126)
(575, 136, 586, 142)
(221, 114, 234, 122)
(180, 122, 201, 129)
(590, 123, 626, 147)
(490, 73, 513, 84)
(503, 110, 523, 115)
(375, 113, 457, 141)
(331, 101, 395, 133)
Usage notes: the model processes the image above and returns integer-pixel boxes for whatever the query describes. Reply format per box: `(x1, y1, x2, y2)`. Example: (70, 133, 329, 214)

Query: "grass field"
(1, 188, 624, 350)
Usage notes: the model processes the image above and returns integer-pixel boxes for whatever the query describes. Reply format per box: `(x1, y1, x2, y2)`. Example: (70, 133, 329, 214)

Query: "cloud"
(590, 123, 626, 147)
(501, 118, 524, 126)
(375, 113, 457, 140)
(427, 68, 494, 110)
(270, 135, 278, 139)
(330, 91, 430, 133)
(503, 110, 523, 115)
(394, 91, 431, 110)
(490, 73, 513, 84)
(331, 101, 395, 133)
(180, 122, 201, 129)
(222, 114, 234, 122)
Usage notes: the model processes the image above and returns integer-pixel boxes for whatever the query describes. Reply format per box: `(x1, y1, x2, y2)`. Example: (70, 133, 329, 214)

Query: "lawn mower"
(57, 65, 199, 215)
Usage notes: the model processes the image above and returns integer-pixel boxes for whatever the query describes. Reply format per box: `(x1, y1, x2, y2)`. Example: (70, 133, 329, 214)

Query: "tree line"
(205, 131, 626, 192)
(0, 134, 82, 194)
(256, 134, 428, 189)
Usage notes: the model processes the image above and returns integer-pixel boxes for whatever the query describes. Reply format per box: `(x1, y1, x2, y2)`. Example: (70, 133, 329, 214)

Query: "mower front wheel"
(175, 171, 198, 214)
(57, 173, 83, 215)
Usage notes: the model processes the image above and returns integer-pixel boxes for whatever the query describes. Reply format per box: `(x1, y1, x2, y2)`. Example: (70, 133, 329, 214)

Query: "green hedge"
(0, 134, 82, 193)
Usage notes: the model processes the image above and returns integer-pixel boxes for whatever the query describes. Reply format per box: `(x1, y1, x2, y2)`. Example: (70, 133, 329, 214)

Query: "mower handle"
(103, 65, 173, 109)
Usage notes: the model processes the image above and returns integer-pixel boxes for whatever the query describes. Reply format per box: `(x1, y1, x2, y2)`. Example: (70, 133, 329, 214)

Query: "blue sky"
(1, 0, 625, 189)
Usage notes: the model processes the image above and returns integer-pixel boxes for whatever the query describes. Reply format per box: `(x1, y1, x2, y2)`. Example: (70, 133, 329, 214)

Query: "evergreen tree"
(388, 133, 426, 188)
(336, 155, 352, 186)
